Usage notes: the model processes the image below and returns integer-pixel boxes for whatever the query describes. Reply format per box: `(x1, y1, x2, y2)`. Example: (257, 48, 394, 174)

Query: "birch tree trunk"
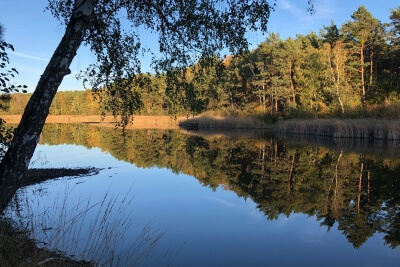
(360, 43, 366, 110)
(0, 0, 96, 212)
(369, 44, 374, 88)
(326, 43, 345, 115)
(289, 61, 296, 107)
(335, 49, 345, 115)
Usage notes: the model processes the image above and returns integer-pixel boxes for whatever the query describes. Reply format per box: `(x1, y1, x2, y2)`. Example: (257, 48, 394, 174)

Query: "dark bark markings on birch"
(0, 0, 96, 212)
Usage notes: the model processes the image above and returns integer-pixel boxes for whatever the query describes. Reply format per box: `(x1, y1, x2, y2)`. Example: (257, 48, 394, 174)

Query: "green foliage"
(46, 0, 274, 126)
(0, 23, 27, 158)
(321, 20, 340, 47)
(4, 5, 400, 121)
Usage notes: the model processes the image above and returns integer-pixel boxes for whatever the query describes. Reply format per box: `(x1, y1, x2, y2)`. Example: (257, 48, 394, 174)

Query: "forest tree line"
(2, 5, 400, 119)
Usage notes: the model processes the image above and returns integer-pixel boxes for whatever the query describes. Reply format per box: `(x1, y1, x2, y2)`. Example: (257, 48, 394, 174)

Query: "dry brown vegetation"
(179, 116, 268, 129)
(2, 114, 270, 130)
(0, 219, 93, 266)
(6, 115, 400, 140)
(1, 115, 190, 129)
(1, 115, 106, 124)
(276, 119, 400, 140)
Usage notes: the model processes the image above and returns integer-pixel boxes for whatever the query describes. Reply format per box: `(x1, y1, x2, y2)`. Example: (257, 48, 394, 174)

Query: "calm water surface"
(5, 124, 400, 266)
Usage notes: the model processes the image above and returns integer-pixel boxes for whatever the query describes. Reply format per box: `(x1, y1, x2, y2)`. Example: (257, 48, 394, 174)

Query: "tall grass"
(180, 116, 268, 129)
(3, 182, 165, 266)
(0, 217, 94, 266)
(276, 119, 400, 140)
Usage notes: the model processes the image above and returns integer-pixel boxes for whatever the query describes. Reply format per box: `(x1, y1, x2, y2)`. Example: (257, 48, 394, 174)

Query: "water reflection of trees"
(40, 124, 400, 249)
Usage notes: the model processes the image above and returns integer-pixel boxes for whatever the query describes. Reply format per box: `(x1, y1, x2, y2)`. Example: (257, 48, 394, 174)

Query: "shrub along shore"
(276, 119, 400, 140)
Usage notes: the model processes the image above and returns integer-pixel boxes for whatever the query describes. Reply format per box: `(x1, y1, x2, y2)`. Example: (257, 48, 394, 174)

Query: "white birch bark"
(0, 0, 97, 211)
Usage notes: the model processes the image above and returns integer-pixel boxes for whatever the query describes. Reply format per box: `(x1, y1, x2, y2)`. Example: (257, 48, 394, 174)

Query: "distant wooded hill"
(0, 90, 101, 116)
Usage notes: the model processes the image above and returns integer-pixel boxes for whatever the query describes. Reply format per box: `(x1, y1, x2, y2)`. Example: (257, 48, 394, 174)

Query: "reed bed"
(1, 115, 107, 124)
(179, 116, 267, 129)
(1, 115, 189, 129)
(2, 114, 270, 130)
(276, 119, 400, 140)
(278, 133, 400, 159)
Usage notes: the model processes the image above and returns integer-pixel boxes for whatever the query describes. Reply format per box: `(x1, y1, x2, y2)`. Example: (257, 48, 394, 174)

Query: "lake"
(4, 124, 400, 266)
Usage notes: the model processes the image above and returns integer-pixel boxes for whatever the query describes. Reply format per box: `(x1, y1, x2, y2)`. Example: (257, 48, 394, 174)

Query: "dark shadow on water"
(22, 167, 101, 187)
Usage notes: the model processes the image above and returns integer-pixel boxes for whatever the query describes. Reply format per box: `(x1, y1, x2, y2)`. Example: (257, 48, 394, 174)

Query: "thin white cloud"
(279, 0, 304, 16)
(278, 0, 335, 23)
(280, 0, 294, 10)
(311, 0, 336, 20)
(207, 195, 264, 223)
(208, 196, 241, 208)
(10, 51, 49, 62)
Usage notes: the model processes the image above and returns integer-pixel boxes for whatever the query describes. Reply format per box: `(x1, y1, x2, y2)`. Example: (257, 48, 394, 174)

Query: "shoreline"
(1, 115, 189, 129)
(1, 114, 271, 130)
(3, 115, 400, 140)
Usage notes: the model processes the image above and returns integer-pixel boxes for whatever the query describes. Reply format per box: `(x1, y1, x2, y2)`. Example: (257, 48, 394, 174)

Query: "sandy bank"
(1, 115, 189, 129)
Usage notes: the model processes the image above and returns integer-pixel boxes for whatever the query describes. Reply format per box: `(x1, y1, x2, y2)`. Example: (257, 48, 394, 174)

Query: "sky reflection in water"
(7, 132, 400, 267)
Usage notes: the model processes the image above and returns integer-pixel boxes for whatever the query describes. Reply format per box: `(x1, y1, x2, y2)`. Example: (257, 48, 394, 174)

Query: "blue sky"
(1, 0, 399, 92)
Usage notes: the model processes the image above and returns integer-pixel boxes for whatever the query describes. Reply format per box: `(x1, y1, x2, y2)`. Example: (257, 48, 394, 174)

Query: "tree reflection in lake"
(37, 124, 400, 250)
(5, 123, 400, 265)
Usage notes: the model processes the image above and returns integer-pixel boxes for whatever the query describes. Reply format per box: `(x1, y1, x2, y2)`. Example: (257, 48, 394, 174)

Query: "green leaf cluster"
(0, 24, 27, 158)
